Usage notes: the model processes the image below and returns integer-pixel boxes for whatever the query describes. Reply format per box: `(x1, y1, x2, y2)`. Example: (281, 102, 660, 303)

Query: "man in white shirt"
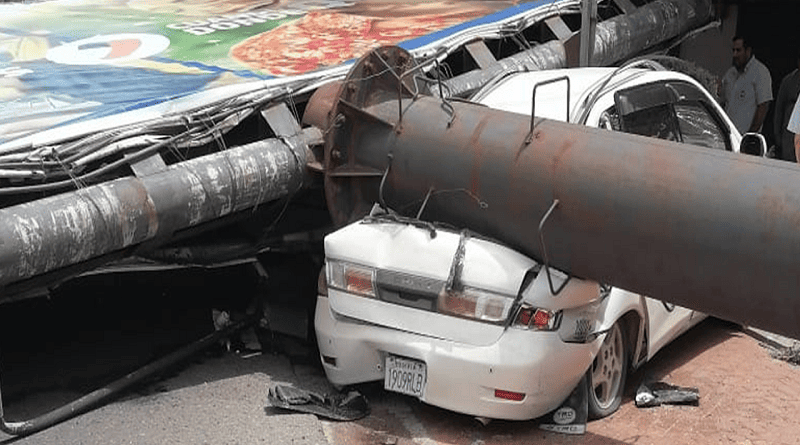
(773, 49, 800, 161)
(721, 34, 773, 134)
(788, 95, 800, 163)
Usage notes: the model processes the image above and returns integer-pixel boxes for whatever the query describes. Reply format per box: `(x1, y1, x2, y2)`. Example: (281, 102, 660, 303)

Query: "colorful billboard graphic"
(0, 0, 558, 145)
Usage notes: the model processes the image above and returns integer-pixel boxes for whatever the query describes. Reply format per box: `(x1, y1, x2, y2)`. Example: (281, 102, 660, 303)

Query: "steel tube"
(0, 129, 316, 288)
(443, 0, 713, 97)
(0, 316, 255, 436)
(310, 66, 800, 339)
(591, 0, 713, 66)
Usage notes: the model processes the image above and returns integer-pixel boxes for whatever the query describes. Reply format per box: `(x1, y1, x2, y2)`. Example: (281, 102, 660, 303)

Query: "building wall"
(679, 1, 799, 147)
(678, 3, 738, 82)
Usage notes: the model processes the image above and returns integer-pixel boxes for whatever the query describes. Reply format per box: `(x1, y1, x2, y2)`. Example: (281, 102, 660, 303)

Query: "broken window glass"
(674, 103, 727, 151)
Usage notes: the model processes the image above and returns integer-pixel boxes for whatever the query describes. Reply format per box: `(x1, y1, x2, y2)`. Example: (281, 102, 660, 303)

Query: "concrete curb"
(743, 326, 799, 350)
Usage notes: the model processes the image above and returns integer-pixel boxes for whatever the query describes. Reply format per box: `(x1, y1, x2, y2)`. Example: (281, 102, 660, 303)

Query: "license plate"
(384, 355, 426, 398)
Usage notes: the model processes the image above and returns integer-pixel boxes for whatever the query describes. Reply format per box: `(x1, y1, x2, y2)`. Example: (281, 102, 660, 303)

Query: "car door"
(642, 297, 696, 358)
(592, 79, 728, 356)
(613, 79, 733, 151)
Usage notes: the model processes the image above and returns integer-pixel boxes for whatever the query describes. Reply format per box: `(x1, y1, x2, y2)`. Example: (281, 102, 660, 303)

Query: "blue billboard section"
(17, 61, 218, 116)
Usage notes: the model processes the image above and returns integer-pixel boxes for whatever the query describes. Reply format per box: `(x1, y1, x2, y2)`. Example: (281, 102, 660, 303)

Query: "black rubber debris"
(635, 382, 699, 408)
(267, 384, 370, 421)
(769, 344, 800, 366)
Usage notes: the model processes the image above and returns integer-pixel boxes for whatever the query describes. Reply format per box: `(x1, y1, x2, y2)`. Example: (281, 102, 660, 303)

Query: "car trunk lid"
(324, 218, 536, 346)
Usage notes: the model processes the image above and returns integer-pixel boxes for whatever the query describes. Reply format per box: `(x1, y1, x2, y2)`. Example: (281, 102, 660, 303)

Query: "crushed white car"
(472, 58, 762, 155)
(314, 60, 762, 421)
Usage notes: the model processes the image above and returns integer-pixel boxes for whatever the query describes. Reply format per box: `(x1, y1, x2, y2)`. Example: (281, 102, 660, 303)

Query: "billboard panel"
(0, 0, 563, 145)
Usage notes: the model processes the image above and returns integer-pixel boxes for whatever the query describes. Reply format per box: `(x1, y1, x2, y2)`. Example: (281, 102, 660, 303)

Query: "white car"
(314, 60, 759, 421)
(472, 59, 756, 155)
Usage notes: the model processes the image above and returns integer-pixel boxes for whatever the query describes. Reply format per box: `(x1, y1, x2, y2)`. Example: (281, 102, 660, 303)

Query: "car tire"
(587, 321, 628, 419)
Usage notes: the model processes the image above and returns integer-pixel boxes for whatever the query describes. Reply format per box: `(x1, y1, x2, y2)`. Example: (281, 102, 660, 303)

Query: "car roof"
(471, 64, 713, 125)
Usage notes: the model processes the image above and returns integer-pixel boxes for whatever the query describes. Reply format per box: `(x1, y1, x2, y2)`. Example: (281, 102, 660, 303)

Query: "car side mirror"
(740, 133, 766, 156)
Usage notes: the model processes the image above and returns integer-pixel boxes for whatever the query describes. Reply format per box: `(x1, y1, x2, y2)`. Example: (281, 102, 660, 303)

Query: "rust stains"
(468, 115, 491, 198)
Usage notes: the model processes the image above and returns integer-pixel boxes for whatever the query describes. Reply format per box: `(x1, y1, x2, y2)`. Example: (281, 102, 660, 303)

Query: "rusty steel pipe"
(590, 0, 713, 66)
(306, 47, 800, 339)
(443, 0, 713, 97)
(0, 315, 256, 436)
(0, 129, 317, 288)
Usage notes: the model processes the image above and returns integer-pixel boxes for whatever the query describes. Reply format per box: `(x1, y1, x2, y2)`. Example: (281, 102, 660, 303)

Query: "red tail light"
(346, 269, 374, 295)
(517, 307, 533, 325)
(513, 304, 561, 331)
(327, 260, 376, 298)
(533, 309, 552, 328)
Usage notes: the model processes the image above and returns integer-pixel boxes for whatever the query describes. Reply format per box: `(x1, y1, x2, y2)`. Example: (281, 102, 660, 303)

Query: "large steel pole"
(0, 127, 319, 288)
(306, 47, 800, 339)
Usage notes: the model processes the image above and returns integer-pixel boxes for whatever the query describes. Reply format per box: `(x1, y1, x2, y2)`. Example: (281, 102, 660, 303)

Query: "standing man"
(774, 49, 800, 161)
(789, 95, 800, 163)
(721, 34, 773, 135)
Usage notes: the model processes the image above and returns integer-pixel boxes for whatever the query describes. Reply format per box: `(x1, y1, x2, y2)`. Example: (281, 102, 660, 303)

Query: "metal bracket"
(526, 76, 570, 144)
(374, 50, 421, 132)
(538, 199, 571, 296)
(544, 16, 574, 41)
(416, 186, 434, 219)
(261, 102, 308, 181)
(127, 152, 167, 177)
(465, 40, 497, 70)
(378, 153, 394, 211)
(434, 60, 456, 127)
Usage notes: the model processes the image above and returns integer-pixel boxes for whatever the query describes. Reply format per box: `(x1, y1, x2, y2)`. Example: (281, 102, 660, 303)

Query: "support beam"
(580, 0, 597, 67)
(465, 40, 497, 70)
(545, 16, 574, 41)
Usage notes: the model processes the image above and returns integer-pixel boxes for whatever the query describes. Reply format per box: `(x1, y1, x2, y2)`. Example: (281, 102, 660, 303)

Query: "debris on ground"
(267, 384, 369, 421)
(768, 343, 800, 366)
(210, 308, 262, 355)
(635, 382, 699, 408)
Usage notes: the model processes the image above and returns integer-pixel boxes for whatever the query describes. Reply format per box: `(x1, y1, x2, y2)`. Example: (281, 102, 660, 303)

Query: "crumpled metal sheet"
(635, 382, 700, 408)
(267, 384, 369, 421)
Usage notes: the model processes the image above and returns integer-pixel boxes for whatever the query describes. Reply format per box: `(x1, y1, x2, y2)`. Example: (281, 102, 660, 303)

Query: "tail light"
(513, 303, 561, 331)
(437, 286, 515, 323)
(326, 259, 376, 298)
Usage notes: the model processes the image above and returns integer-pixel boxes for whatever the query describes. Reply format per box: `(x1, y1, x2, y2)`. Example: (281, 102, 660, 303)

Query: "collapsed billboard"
(0, 0, 561, 147)
(1, 0, 599, 298)
(0, 0, 722, 296)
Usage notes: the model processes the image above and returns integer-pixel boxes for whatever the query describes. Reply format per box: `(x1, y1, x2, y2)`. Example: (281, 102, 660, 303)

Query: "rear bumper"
(314, 296, 601, 420)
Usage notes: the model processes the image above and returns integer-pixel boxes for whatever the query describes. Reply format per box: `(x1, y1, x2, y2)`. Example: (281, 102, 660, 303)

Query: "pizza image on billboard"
(230, 1, 518, 76)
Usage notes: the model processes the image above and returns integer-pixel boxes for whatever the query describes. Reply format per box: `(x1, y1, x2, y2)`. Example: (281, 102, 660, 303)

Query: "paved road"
(2, 316, 799, 445)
